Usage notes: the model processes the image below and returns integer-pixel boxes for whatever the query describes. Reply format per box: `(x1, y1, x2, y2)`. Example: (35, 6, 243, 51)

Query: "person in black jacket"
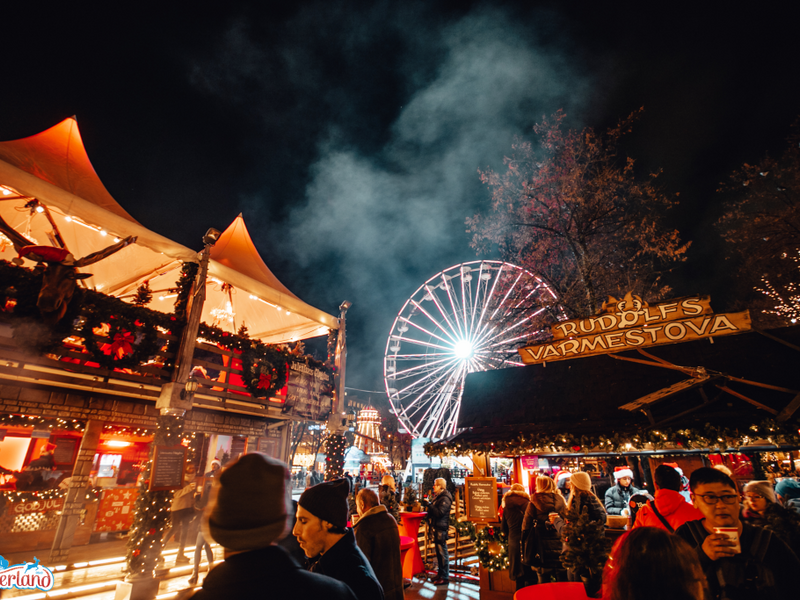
(295, 478, 384, 600)
(354, 488, 403, 600)
(182, 453, 356, 600)
(425, 477, 453, 586)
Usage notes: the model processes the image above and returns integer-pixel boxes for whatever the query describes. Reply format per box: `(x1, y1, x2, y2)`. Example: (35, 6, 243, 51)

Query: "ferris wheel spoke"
(389, 335, 452, 352)
(395, 358, 462, 400)
(391, 356, 457, 379)
(410, 298, 459, 343)
(441, 274, 467, 339)
(488, 268, 525, 324)
(399, 316, 453, 346)
(479, 307, 547, 348)
(424, 287, 465, 342)
(419, 367, 462, 439)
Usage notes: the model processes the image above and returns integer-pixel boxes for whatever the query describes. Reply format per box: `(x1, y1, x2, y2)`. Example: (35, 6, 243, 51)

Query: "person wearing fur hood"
(501, 483, 533, 589)
(522, 476, 568, 583)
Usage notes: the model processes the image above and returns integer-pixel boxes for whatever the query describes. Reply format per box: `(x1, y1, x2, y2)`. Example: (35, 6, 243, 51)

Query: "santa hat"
(614, 466, 634, 480)
(555, 471, 571, 482)
(43, 442, 57, 453)
(664, 462, 684, 476)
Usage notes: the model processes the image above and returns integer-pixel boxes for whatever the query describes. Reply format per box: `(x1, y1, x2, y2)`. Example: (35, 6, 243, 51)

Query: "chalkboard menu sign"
(465, 477, 499, 523)
(149, 446, 187, 491)
(284, 360, 333, 420)
(53, 439, 78, 465)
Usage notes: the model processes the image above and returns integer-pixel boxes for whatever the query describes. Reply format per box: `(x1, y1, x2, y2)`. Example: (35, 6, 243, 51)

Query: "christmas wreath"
(472, 524, 510, 571)
(80, 306, 162, 371)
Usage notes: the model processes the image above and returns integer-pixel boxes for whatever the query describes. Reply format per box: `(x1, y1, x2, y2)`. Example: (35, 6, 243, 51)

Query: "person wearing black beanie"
(295, 479, 384, 600)
(184, 454, 357, 600)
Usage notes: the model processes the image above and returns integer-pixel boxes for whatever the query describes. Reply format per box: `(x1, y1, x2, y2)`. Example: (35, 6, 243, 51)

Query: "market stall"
(427, 294, 800, 599)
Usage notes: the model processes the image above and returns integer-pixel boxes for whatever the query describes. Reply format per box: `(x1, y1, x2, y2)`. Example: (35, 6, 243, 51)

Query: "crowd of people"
(500, 464, 800, 599)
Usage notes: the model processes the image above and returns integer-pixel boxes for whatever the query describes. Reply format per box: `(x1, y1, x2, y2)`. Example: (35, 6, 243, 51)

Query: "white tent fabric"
(0, 118, 337, 343)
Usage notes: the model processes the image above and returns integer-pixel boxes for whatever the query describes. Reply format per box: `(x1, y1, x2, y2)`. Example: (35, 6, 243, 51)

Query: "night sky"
(2, 2, 799, 398)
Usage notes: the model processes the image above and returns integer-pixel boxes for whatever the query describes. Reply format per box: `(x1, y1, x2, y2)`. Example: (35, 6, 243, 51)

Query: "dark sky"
(2, 2, 799, 395)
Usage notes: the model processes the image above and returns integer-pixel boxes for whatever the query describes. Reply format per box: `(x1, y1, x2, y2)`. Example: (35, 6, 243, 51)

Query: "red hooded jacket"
(632, 489, 704, 532)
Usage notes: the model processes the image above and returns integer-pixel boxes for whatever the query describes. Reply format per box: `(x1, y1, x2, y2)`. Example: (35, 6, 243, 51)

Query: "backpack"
(683, 521, 774, 600)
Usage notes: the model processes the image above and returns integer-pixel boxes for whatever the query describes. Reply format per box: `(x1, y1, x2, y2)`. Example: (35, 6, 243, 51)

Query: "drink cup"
(713, 527, 741, 553)
(548, 512, 559, 524)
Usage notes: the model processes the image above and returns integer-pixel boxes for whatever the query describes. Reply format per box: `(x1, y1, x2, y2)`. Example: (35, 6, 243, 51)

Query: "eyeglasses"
(744, 494, 765, 501)
(694, 493, 739, 505)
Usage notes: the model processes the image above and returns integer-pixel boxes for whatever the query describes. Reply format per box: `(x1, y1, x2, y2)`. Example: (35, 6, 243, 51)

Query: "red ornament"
(133, 549, 140, 557)
(571, 445, 581, 452)
(148, 528, 156, 536)
(488, 527, 495, 535)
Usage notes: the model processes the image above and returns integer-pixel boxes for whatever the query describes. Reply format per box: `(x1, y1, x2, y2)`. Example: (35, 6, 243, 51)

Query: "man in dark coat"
(604, 466, 641, 515)
(183, 453, 356, 600)
(354, 488, 403, 600)
(425, 477, 453, 585)
(295, 478, 384, 600)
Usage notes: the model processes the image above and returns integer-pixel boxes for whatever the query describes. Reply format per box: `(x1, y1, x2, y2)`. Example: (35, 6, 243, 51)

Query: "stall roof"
(444, 326, 800, 449)
(0, 118, 337, 342)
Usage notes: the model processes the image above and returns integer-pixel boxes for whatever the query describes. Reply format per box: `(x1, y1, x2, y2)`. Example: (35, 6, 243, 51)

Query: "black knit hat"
(202, 453, 290, 551)
(298, 478, 350, 528)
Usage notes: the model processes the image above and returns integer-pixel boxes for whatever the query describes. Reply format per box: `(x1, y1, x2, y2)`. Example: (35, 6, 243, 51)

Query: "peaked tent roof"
(210, 214, 298, 300)
(0, 117, 138, 223)
(0, 118, 337, 343)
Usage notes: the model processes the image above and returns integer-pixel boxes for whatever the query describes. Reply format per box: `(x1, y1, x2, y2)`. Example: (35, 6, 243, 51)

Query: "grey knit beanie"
(203, 453, 290, 551)
(744, 480, 776, 504)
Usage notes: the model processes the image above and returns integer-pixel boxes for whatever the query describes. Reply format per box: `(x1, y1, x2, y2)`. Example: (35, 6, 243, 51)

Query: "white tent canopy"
(0, 117, 337, 343)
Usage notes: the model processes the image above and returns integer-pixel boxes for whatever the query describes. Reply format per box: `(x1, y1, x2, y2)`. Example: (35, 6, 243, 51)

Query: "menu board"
(465, 477, 499, 523)
(53, 438, 78, 465)
(284, 360, 333, 420)
(149, 446, 186, 491)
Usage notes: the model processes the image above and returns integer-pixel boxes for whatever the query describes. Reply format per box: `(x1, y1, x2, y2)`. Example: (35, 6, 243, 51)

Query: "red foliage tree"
(468, 109, 690, 320)
(717, 118, 800, 325)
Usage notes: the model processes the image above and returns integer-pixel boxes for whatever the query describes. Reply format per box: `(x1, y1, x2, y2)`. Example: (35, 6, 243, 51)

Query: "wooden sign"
(465, 477, 499, 523)
(520, 293, 752, 365)
(149, 445, 186, 491)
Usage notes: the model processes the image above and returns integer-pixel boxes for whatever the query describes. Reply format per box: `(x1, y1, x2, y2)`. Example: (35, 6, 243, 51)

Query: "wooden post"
(49, 419, 103, 563)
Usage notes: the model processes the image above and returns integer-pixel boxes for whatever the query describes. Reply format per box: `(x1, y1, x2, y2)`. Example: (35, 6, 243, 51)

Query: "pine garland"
(125, 414, 184, 577)
(425, 420, 800, 457)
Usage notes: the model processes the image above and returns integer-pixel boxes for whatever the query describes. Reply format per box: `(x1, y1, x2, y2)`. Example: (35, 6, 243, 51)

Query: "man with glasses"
(675, 467, 799, 599)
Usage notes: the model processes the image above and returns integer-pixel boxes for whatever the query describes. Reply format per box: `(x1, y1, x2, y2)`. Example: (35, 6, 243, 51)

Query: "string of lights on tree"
(473, 525, 510, 571)
(324, 434, 346, 481)
(425, 420, 800, 457)
(756, 249, 800, 324)
(125, 414, 184, 577)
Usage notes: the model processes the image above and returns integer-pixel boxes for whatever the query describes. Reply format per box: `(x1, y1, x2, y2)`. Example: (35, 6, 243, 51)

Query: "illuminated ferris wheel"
(384, 260, 562, 441)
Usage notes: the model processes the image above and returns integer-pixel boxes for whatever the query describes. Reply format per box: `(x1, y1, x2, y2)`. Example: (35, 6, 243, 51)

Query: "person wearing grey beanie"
(295, 479, 384, 600)
(184, 454, 357, 600)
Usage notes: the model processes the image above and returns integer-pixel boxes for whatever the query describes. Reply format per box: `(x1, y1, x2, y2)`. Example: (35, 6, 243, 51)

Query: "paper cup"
(713, 527, 741, 553)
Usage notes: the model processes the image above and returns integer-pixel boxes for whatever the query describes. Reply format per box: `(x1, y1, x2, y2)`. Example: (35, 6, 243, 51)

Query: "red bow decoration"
(257, 372, 272, 390)
(102, 330, 135, 359)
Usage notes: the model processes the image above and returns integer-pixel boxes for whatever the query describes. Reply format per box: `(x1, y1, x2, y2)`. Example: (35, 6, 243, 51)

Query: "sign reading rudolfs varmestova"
(519, 293, 751, 365)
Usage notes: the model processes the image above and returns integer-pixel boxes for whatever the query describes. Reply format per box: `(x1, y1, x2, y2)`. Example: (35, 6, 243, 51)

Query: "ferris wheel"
(384, 260, 562, 441)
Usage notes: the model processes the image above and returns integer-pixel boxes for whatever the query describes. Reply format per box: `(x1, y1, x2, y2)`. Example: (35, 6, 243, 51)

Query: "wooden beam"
(776, 392, 800, 423)
(648, 391, 722, 428)
(754, 328, 800, 353)
(715, 384, 778, 415)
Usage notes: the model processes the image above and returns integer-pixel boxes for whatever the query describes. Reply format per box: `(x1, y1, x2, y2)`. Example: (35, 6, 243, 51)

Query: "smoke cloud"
(191, 2, 590, 392)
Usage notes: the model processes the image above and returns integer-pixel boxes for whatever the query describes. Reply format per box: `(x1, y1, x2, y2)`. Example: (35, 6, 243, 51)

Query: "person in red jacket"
(632, 464, 703, 532)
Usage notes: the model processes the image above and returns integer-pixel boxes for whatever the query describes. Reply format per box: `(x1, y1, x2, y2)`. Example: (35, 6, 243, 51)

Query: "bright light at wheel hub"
(453, 339, 473, 359)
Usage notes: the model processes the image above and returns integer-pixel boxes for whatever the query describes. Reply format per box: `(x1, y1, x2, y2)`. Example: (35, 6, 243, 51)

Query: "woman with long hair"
(522, 475, 568, 584)
(603, 527, 705, 600)
(501, 483, 534, 590)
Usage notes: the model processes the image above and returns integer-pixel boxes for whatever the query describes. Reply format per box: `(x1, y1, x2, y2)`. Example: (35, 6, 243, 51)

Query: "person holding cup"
(675, 467, 799, 599)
